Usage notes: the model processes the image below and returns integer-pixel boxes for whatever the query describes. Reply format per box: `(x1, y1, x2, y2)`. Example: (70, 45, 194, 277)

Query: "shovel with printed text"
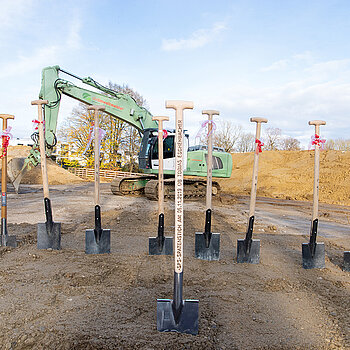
(302, 120, 326, 269)
(85, 105, 110, 254)
(32, 100, 61, 250)
(149, 116, 173, 255)
(157, 100, 199, 335)
(195, 110, 220, 260)
(0, 114, 16, 247)
(237, 117, 268, 264)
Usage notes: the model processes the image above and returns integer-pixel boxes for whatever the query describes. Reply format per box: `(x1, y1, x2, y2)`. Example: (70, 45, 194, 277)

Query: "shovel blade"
(85, 229, 110, 254)
(1, 234, 17, 247)
(149, 236, 173, 255)
(237, 239, 260, 264)
(302, 242, 325, 269)
(195, 232, 220, 261)
(344, 251, 350, 271)
(157, 299, 199, 335)
(37, 222, 61, 250)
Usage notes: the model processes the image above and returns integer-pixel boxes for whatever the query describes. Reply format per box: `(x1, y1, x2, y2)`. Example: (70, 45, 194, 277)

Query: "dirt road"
(0, 183, 349, 349)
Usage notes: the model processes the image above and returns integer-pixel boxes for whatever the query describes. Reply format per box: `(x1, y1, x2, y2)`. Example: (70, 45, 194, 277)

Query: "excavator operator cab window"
(151, 134, 175, 160)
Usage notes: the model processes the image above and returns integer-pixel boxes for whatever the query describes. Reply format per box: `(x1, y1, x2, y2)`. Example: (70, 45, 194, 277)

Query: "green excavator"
(8, 65, 232, 199)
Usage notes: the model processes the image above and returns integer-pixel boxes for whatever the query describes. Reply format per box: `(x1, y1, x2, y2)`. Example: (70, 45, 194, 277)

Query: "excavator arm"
(8, 65, 157, 191)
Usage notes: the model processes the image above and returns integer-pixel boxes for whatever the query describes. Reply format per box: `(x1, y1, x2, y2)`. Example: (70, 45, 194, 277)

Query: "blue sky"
(1, 0, 350, 147)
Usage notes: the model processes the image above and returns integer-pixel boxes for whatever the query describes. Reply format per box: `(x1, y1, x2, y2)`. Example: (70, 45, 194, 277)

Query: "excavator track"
(111, 175, 156, 196)
(144, 178, 221, 201)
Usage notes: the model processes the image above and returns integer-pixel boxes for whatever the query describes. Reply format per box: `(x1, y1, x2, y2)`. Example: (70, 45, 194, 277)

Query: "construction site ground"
(0, 180, 349, 350)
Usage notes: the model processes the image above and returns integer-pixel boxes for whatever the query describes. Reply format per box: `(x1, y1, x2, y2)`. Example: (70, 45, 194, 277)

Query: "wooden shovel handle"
(88, 105, 105, 206)
(0, 114, 15, 121)
(309, 120, 326, 126)
(250, 117, 268, 124)
(166, 100, 193, 274)
(31, 100, 48, 107)
(152, 116, 169, 215)
(166, 100, 194, 111)
(31, 99, 49, 199)
(152, 116, 169, 123)
(202, 110, 219, 117)
(309, 120, 326, 221)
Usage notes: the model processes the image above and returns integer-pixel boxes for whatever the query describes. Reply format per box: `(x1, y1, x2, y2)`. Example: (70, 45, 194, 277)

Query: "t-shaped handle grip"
(165, 100, 194, 111)
(88, 105, 106, 112)
(0, 114, 15, 121)
(250, 117, 268, 124)
(202, 110, 219, 118)
(308, 120, 326, 126)
(152, 116, 169, 131)
(31, 100, 48, 106)
(309, 120, 326, 135)
(152, 116, 169, 123)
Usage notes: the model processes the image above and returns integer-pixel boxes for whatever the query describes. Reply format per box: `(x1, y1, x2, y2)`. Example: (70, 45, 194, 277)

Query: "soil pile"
(6, 146, 84, 185)
(21, 159, 84, 185)
(219, 150, 350, 206)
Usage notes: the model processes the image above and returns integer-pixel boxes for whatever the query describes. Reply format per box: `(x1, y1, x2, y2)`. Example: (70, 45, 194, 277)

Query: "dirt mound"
(3, 146, 84, 185)
(219, 150, 350, 206)
(21, 159, 84, 185)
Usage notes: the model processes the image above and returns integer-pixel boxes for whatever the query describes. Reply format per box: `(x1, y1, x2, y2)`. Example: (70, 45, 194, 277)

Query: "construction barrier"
(68, 167, 141, 181)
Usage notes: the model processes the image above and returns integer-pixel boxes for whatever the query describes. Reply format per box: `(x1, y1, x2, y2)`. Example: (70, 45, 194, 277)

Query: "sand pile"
(21, 159, 84, 185)
(5, 146, 84, 185)
(219, 150, 350, 206)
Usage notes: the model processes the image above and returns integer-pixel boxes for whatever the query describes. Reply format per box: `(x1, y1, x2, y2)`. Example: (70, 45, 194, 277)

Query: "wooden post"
(202, 110, 219, 211)
(31, 100, 50, 199)
(152, 116, 169, 216)
(308, 120, 326, 222)
(88, 105, 106, 206)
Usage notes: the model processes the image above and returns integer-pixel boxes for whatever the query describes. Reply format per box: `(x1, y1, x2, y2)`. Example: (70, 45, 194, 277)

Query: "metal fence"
(68, 167, 141, 181)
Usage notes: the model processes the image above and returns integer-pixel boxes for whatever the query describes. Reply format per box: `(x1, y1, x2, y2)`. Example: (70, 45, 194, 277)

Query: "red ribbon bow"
(163, 129, 168, 140)
(0, 126, 13, 159)
(32, 119, 45, 130)
(311, 134, 326, 149)
(255, 139, 264, 154)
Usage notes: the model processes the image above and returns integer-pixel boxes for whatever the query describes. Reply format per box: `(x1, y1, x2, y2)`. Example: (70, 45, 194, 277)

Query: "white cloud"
(187, 57, 350, 147)
(161, 22, 227, 51)
(261, 51, 315, 72)
(66, 16, 82, 49)
(0, 0, 34, 27)
(261, 59, 289, 72)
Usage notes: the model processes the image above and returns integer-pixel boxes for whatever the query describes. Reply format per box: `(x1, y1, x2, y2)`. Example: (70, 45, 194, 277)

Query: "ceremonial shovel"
(195, 110, 220, 260)
(85, 105, 110, 254)
(149, 116, 173, 255)
(237, 117, 267, 264)
(302, 120, 326, 269)
(157, 100, 199, 335)
(0, 114, 16, 247)
(32, 100, 61, 250)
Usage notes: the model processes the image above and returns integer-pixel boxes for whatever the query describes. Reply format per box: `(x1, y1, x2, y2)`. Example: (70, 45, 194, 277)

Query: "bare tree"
(236, 132, 255, 152)
(280, 137, 301, 151)
(208, 120, 242, 152)
(324, 138, 350, 151)
(58, 82, 145, 170)
(264, 127, 282, 150)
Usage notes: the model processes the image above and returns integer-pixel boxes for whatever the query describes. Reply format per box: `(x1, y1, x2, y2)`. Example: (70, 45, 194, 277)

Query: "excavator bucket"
(7, 157, 27, 193)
